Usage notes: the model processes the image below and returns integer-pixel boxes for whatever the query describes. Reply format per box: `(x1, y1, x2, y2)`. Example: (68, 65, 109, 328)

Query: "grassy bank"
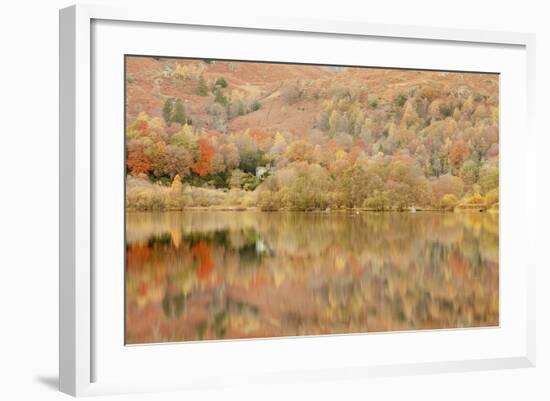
(126, 175, 498, 213)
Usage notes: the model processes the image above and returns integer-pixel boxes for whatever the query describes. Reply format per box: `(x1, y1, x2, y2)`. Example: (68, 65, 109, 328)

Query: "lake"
(125, 210, 499, 344)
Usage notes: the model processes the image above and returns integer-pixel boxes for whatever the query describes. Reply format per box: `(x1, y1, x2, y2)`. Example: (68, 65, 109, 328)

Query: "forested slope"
(125, 56, 499, 211)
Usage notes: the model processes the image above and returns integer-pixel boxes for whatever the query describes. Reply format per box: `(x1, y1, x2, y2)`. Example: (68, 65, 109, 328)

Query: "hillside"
(126, 57, 497, 133)
(125, 56, 499, 212)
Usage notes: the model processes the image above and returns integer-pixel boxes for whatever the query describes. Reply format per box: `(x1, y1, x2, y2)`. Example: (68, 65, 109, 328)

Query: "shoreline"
(126, 206, 499, 213)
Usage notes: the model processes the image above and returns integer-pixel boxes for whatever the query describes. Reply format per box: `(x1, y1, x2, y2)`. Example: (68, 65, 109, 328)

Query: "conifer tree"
(172, 99, 187, 124)
(162, 98, 173, 124)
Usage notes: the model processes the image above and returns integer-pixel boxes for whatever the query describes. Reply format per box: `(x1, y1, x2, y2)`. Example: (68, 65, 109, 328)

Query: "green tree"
(172, 99, 188, 125)
(460, 159, 479, 187)
(214, 87, 228, 106)
(239, 150, 264, 174)
(162, 98, 173, 124)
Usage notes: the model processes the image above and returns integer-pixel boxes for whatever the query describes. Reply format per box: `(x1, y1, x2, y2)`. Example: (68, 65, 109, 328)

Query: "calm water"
(125, 211, 499, 344)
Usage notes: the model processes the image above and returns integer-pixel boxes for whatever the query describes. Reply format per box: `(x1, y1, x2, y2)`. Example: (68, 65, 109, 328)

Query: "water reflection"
(125, 211, 499, 344)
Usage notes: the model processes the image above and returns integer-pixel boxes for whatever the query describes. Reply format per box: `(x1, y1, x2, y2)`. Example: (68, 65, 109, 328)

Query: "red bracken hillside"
(126, 56, 497, 135)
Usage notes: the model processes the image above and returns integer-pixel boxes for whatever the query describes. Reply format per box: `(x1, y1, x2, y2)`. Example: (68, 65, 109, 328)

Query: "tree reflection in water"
(125, 211, 498, 344)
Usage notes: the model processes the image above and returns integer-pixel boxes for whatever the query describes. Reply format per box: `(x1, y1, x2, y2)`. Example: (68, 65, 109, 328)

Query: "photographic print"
(125, 56, 499, 344)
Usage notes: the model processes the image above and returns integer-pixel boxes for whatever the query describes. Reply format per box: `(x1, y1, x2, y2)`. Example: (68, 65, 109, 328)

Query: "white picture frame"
(59, 3, 536, 397)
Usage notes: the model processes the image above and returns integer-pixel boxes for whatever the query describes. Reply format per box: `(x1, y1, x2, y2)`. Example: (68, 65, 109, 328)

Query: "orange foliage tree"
(448, 140, 470, 174)
(127, 142, 152, 175)
(192, 137, 214, 176)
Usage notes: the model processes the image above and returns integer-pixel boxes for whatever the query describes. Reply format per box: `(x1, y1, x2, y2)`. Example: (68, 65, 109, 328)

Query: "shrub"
(196, 76, 209, 96)
(237, 191, 255, 207)
(485, 188, 499, 207)
(394, 94, 407, 107)
(182, 186, 226, 207)
(258, 190, 282, 211)
(223, 188, 247, 206)
(126, 176, 169, 211)
(228, 169, 246, 189)
(215, 77, 228, 88)
(282, 81, 304, 104)
(227, 99, 261, 118)
(439, 104, 454, 117)
(464, 192, 485, 205)
(439, 193, 458, 211)
(250, 99, 262, 112)
(241, 173, 261, 191)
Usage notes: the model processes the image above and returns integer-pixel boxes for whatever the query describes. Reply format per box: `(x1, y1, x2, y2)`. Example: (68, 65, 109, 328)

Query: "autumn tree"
(126, 112, 151, 139)
(165, 145, 193, 178)
(145, 141, 168, 177)
(285, 139, 314, 163)
(192, 137, 215, 176)
(478, 164, 499, 193)
(363, 190, 389, 211)
(448, 139, 470, 174)
(170, 124, 197, 158)
(431, 174, 464, 201)
(209, 141, 226, 175)
(127, 139, 152, 176)
(386, 180, 414, 210)
(339, 164, 370, 208)
(440, 194, 459, 211)
(270, 132, 287, 156)
(221, 143, 240, 170)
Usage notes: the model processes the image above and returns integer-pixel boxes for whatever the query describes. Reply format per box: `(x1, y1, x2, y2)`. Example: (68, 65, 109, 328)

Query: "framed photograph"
(59, 4, 536, 396)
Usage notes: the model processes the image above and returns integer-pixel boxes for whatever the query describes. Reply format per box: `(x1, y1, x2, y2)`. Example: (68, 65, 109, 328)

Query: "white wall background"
(0, 0, 547, 399)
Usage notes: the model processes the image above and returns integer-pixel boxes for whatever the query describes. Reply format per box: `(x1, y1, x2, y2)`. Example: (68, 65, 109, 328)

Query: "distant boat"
(411, 207, 417, 213)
